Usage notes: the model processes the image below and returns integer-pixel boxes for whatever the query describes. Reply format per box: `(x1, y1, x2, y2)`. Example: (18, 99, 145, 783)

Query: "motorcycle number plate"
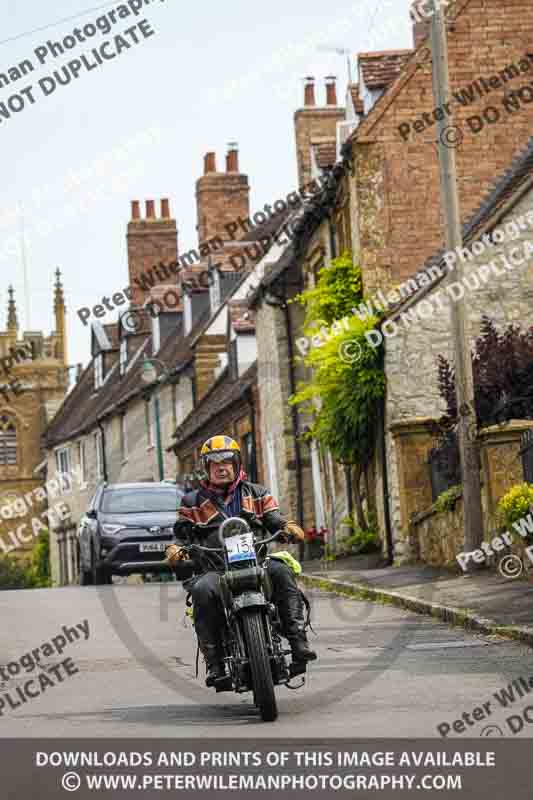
(225, 532, 255, 563)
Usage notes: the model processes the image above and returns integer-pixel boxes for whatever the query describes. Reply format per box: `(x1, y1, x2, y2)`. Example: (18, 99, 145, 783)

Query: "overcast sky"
(1, 0, 413, 370)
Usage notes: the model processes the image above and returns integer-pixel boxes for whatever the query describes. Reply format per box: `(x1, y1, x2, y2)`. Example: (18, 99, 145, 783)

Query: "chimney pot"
(131, 200, 141, 220)
(145, 200, 155, 219)
(204, 152, 217, 174)
(411, 1, 431, 47)
(161, 198, 170, 218)
(325, 75, 337, 106)
(226, 143, 239, 173)
(304, 76, 316, 107)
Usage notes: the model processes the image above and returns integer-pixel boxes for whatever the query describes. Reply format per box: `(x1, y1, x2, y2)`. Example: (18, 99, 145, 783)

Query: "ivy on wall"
(290, 251, 385, 531)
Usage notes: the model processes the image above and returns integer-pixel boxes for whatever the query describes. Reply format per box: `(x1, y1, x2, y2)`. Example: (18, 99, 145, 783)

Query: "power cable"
(0, 1, 123, 48)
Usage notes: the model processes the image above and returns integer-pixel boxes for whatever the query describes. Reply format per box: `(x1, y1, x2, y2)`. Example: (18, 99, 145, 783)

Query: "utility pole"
(430, 0, 484, 556)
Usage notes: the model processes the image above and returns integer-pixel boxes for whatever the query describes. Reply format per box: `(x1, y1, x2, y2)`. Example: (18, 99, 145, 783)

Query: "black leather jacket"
(172, 480, 287, 578)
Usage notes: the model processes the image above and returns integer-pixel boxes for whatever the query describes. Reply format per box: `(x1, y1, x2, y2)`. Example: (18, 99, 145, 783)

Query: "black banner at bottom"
(1, 739, 529, 798)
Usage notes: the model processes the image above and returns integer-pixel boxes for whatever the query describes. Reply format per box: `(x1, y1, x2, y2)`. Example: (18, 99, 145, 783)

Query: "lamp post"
(141, 357, 172, 482)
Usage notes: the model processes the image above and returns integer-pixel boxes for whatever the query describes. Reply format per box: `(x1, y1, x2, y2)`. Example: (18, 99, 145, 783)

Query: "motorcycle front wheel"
(241, 609, 278, 722)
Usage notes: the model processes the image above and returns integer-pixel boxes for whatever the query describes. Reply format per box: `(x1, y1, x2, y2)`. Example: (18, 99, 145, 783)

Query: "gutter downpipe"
(380, 337, 394, 565)
(264, 288, 305, 561)
(283, 299, 306, 562)
(97, 418, 109, 483)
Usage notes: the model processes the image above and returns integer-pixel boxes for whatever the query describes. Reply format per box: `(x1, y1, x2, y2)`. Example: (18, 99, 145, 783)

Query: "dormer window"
(119, 339, 128, 376)
(94, 353, 103, 389)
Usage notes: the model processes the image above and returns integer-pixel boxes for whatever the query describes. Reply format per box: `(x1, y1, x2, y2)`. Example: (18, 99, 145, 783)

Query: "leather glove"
(166, 544, 190, 565)
(283, 521, 305, 543)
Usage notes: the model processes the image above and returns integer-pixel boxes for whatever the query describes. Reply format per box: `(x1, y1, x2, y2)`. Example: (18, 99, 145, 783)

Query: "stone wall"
(383, 187, 533, 561)
(255, 298, 315, 527)
(409, 421, 533, 568)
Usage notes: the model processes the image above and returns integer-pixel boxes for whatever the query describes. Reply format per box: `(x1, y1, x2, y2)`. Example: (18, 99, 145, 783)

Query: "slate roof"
(172, 363, 257, 448)
(358, 50, 413, 91)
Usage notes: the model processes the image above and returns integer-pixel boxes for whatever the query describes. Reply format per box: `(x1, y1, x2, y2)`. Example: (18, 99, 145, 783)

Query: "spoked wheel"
(241, 610, 278, 722)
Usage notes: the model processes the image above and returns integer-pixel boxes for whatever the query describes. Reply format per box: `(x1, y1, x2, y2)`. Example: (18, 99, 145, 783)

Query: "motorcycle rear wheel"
(241, 610, 278, 722)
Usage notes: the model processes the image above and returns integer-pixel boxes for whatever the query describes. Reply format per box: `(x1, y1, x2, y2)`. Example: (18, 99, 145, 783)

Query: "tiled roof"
(228, 300, 255, 332)
(348, 83, 364, 114)
(358, 50, 413, 91)
(172, 363, 257, 447)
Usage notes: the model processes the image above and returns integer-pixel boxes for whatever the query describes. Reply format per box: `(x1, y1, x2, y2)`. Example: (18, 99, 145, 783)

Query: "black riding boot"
(268, 559, 317, 663)
(198, 640, 225, 687)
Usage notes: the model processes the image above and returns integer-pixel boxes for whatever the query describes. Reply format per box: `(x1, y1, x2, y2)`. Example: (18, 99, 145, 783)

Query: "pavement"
(300, 556, 533, 646)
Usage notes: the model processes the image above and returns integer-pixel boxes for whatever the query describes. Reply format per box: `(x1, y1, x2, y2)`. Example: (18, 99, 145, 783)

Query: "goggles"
(203, 452, 236, 464)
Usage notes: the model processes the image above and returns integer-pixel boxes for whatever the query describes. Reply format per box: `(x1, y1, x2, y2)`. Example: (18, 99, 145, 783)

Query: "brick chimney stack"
(325, 76, 338, 106)
(226, 142, 239, 172)
(294, 75, 345, 188)
(411, 1, 431, 47)
(127, 198, 178, 308)
(304, 76, 316, 107)
(204, 152, 217, 174)
(196, 148, 250, 244)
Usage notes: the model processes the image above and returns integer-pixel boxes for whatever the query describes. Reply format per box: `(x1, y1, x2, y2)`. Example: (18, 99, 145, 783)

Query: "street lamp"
(141, 357, 172, 482)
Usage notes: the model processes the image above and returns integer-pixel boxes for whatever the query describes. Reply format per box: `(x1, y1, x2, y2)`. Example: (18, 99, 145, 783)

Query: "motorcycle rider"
(166, 435, 317, 686)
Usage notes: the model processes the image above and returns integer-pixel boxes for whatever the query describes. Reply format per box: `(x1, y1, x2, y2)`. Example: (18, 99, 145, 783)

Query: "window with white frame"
(77, 439, 87, 485)
(119, 339, 128, 376)
(145, 399, 153, 447)
(120, 414, 128, 462)
(55, 446, 71, 476)
(94, 353, 103, 389)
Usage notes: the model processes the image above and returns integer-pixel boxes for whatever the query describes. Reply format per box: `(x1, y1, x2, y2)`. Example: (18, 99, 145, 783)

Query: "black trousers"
(190, 558, 305, 647)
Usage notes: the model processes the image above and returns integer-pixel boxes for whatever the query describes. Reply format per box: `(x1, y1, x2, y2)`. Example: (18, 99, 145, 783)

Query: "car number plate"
(224, 532, 255, 563)
(139, 541, 172, 553)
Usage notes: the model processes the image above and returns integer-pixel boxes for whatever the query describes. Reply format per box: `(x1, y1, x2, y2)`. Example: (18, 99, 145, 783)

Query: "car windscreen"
(101, 488, 181, 514)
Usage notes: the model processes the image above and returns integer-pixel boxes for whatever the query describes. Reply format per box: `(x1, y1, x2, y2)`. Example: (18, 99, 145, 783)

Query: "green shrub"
(339, 512, 380, 555)
(0, 531, 51, 590)
(434, 484, 462, 514)
(498, 483, 533, 529)
(29, 531, 51, 588)
(0, 554, 34, 589)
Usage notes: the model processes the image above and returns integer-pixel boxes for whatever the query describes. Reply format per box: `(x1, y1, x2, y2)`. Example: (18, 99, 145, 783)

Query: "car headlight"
(101, 524, 124, 535)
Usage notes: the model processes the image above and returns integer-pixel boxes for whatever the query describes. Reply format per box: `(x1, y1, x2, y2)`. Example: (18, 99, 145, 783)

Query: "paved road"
(0, 582, 531, 737)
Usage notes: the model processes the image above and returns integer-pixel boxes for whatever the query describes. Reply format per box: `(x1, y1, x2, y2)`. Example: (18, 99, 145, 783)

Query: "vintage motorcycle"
(181, 516, 312, 722)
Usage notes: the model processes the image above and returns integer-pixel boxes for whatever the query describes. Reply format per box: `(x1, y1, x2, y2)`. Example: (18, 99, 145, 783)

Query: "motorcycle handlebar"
(186, 528, 285, 555)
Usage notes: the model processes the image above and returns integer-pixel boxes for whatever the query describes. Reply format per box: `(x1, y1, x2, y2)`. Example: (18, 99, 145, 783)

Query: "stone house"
(44, 143, 287, 583)
(0, 274, 69, 563)
(378, 135, 533, 564)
